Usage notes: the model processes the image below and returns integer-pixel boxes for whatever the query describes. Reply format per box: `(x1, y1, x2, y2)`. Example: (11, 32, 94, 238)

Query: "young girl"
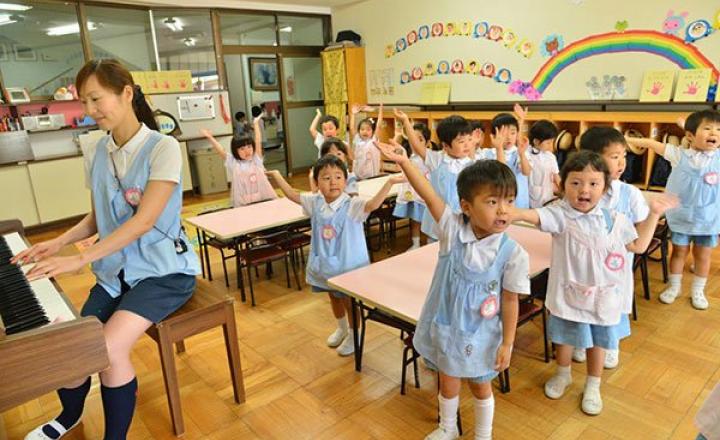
(392, 121, 438, 250)
(201, 116, 277, 207)
(528, 120, 560, 208)
(15, 59, 200, 440)
(394, 109, 474, 241)
(349, 103, 383, 179)
(377, 141, 528, 440)
(626, 109, 720, 310)
(511, 150, 675, 415)
(309, 138, 359, 195)
(267, 158, 402, 356)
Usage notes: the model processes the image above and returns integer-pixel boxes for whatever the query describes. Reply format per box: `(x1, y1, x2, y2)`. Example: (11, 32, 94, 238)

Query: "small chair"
(517, 268, 551, 363)
(145, 279, 245, 436)
(282, 222, 312, 269)
(195, 207, 236, 286)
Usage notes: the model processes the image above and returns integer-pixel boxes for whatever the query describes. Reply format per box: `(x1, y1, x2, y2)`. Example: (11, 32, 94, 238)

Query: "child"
(485, 107, 532, 208)
(528, 120, 561, 208)
(470, 120, 486, 160)
(626, 109, 720, 310)
(309, 138, 358, 195)
(377, 140, 529, 440)
(511, 150, 675, 415)
(201, 116, 277, 208)
(392, 122, 437, 250)
(350, 103, 383, 179)
(310, 109, 346, 158)
(234, 111, 248, 137)
(394, 109, 474, 240)
(573, 126, 650, 369)
(266, 157, 402, 356)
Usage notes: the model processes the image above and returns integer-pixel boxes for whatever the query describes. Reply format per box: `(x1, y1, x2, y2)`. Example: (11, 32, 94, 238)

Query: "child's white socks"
(411, 236, 420, 248)
(659, 273, 682, 304)
(326, 317, 349, 347)
(473, 395, 494, 440)
(438, 394, 459, 433)
(544, 365, 572, 399)
(691, 276, 709, 310)
(581, 375, 603, 415)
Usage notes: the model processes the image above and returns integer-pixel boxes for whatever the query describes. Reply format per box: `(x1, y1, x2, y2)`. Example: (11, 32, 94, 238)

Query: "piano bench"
(145, 281, 245, 436)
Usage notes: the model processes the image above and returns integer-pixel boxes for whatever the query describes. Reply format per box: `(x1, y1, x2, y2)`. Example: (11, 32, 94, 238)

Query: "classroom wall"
(332, 0, 720, 103)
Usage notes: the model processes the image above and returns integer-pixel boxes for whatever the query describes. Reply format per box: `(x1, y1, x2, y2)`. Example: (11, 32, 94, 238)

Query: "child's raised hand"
(649, 192, 680, 216)
(393, 108, 409, 121)
(374, 140, 408, 164)
(494, 343, 513, 372)
(315, 108, 322, 117)
(351, 104, 362, 114)
(200, 128, 213, 139)
(513, 103, 528, 121)
(517, 136, 529, 154)
(676, 117, 686, 130)
(491, 126, 509, 149)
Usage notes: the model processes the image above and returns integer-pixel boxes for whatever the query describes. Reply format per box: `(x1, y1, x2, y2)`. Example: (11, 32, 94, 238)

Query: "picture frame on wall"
(13, 44, 36, 61)
(249, 58, 278, 91)
(0, 43, 7, 62)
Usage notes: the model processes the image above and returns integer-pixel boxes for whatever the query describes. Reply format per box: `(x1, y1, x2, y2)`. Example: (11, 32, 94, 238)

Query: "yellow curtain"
(321, 49, 348, 103)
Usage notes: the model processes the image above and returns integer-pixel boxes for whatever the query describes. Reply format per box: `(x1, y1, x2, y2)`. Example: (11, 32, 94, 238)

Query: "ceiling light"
(279, 26, 292, 32)
(183, 37, 195, 47)
(163, 17, 183, 32)
(0, 3, 31, 11)
(46, 21, 96, 36)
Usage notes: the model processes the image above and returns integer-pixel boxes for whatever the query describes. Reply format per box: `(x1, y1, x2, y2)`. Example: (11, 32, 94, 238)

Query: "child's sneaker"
(424, 426, 459, 440)
(408, 243, 421, 251)
(336, 334, 355, 356)
(659, 286, 680, 304)
(604, 349, 619, 369)
(544, 374, 572, 399)
(326, 328, 348, 348)
(691, 291, 709, 310)
(581, 387, 603, 415)
(572, 348, 586, 363)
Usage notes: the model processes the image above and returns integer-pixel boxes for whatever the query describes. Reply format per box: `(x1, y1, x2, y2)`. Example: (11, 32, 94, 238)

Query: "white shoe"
(544, 374, 572, 399)
(25, 419, 80, 440)
(572, 348, 586, 363)
(326, 327, 348, 348)
(408, 243, 421, 251)
(691, 291, 709, 310)
(336, 334, 355, 356)
(581, 387, 603, 415)
(424, 426, 459, 440)
(604, 349, 619, 369)
(659, 287, 680, 304)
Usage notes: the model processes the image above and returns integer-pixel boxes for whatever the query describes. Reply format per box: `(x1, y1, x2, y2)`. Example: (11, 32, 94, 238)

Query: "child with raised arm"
(310, 109, 347, 158)
(349, 103, 383, 179)
(626, 109, 720, 310)
(266, 158, 402, 356)
(511, 150, 676, 416)
(528, 120, 561, 208)
(376, 141, 528, 440)
(394, 109, 474, 241)
(201, 115, 276, 207)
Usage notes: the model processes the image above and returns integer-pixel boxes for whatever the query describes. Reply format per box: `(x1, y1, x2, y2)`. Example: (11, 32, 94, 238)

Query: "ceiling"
(104, 0, 367, 14)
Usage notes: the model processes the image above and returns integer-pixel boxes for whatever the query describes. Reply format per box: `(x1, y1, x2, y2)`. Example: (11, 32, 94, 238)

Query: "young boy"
(626, 109, 720, 311)
(485, 111, 532, 208)
(576, 126, 650, 369)
(310, 109, 346, 158)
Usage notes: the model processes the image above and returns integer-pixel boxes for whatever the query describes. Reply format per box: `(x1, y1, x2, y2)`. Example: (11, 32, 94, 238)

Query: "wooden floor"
(2, 180, 719, 439)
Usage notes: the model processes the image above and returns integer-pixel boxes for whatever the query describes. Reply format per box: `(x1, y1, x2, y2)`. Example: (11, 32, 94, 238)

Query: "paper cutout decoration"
(714, 10, 720, 30)
(541, 34, 564, 57)
(420, 82, 451, 105)
(685, 19, 714, 43)
(615, 21, 629, 33)
(437, 60, 450, 75)
(674, 69, 712, 102)
(662, 10, 688, 36)
(418, 25, 430, 40)
(131, 70, 192, 94)
(451, 59, 464, 74)
(516, 39, 534, 58)
(639, 70, 675, 102)
(474, 22, 489, 38)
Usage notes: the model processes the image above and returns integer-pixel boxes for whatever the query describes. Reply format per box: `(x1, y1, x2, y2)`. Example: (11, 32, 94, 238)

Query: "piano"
(0, 229, 108, 414)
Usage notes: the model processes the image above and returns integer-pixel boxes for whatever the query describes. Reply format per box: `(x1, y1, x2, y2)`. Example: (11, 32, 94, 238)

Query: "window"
(153, 10, 219, 90)
(220, 13, 276, 46)
(277, 15, 324, 46)
(84, 6, 156, 71)
(0, 1, 85, 97)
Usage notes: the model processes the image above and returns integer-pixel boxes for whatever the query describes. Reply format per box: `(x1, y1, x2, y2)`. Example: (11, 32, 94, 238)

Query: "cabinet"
(28, 156, 91, 223)
(0, 165, 40, 226)
(321, 47, 367, 138)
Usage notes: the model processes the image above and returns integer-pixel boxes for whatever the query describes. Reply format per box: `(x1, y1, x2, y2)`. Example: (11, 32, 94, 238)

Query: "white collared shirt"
(601, 180, 649, 224)
(663, 144, 718, 169)
(437, 207, 530, 295)
(82, 123, 182, 188)
(485, 145, 533, 170)
(424, 149, 473, 173)
(537, 199, 637, 243)
(300, 192, 369, 222)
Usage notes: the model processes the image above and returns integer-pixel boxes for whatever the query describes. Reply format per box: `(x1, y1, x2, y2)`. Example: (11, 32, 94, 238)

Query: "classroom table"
(328, 224, 553, 373)
(356, 173, 403, 200)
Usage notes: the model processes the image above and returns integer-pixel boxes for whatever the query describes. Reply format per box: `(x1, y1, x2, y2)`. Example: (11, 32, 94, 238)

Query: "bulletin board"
(332, 0, 720, 103)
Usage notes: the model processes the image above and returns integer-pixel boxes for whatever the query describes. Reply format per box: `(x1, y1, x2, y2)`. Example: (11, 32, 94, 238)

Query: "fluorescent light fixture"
(0, 14, 16, 25)
(0, 3, 31, 11)
(46, 21, 96, 36)
(163, 17, 183, 32)
(279, 26, 292, 32)
(183, 37, 195, 47)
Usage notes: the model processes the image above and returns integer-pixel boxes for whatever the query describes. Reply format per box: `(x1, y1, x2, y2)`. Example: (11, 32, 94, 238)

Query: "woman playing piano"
(12, 59, 200, 440)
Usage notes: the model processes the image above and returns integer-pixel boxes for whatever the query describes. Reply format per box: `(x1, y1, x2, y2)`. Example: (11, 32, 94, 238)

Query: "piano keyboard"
(0, 233, 76, 335)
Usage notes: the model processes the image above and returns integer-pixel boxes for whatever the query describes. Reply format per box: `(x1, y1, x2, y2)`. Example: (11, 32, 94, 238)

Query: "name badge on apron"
(322, 224, 337, 240)
(604, 252, 625, 272)
(704, 172, 718, 186)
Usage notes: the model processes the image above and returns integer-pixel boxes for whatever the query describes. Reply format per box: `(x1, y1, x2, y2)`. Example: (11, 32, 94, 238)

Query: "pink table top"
(185, 197, 308, 240)
(328, 225, 552, 324)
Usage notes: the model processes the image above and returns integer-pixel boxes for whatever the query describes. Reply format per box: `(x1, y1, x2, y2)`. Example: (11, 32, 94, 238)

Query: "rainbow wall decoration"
(512, 30, 718, 99)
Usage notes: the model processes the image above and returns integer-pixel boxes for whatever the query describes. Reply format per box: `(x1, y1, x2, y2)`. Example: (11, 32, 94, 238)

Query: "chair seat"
(206, 236, 235, 250)
(238, 245, 287, 264)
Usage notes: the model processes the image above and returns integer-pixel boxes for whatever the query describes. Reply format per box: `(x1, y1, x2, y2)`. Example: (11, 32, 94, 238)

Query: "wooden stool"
(145, 280, 245, 436)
